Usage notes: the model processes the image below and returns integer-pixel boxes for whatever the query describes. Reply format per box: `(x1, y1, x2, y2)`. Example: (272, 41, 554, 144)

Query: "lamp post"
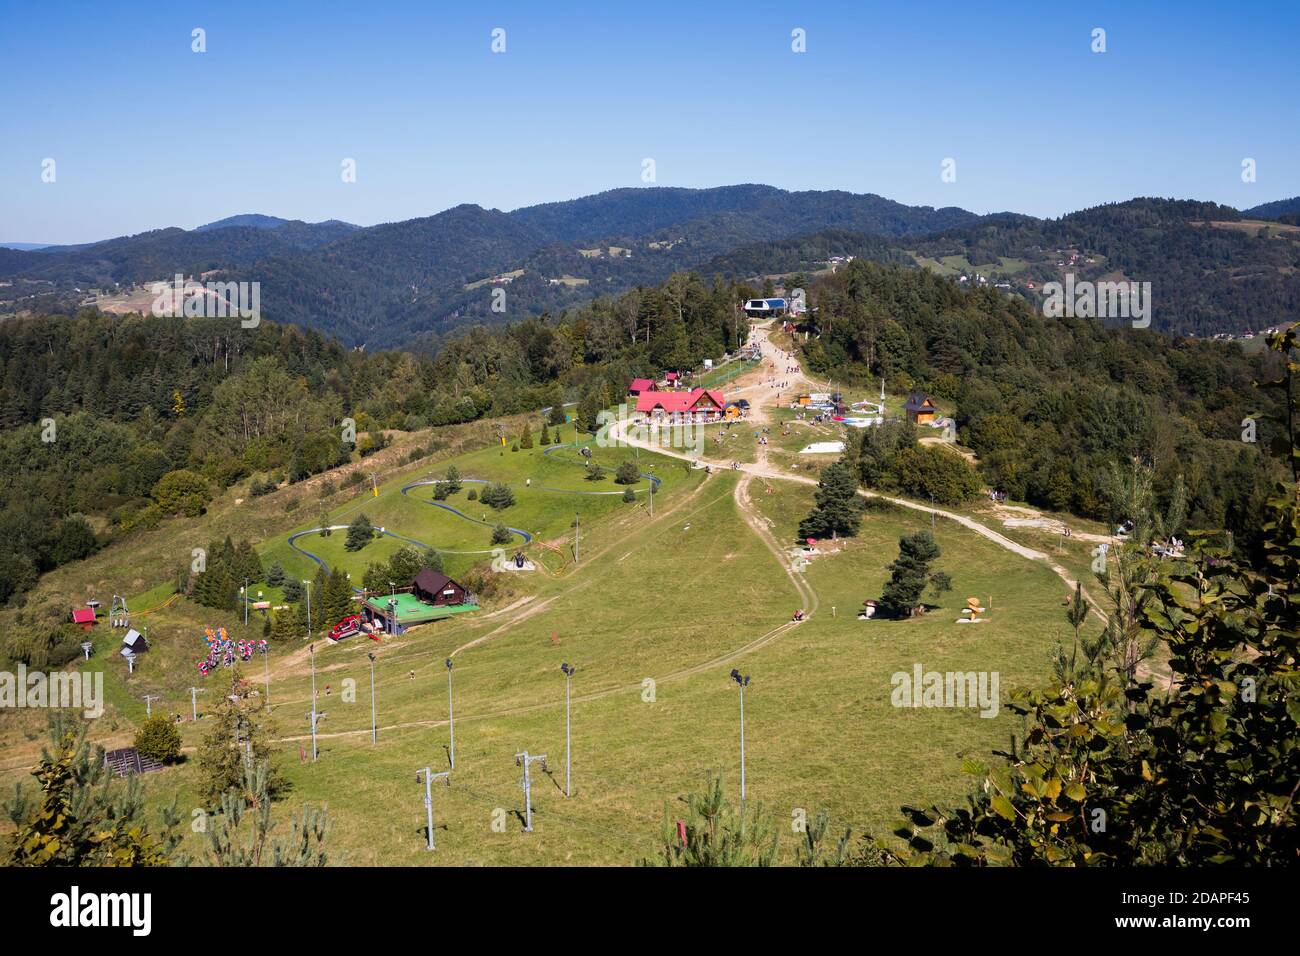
(560, 663, 575, 797)
(416, 767, 450, 850)
(308, 710, 327, 761)
(242, 579, 249, 626)
(368, 651, 378, 744)
(730, 669, 751, 806)
(260, 643, 270, 712)
(143, 694, 159, 718)
(445, 658, 456, 769)
(303, 580, 313, 636)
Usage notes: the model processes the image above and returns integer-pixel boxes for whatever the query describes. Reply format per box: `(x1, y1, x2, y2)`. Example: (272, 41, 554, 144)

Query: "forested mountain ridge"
(1243, 195, 1300, 220)
(3, 189, 1298, 346)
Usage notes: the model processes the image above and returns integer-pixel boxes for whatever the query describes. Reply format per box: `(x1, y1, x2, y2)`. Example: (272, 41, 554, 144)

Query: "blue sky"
(2, 0, 1297, 243)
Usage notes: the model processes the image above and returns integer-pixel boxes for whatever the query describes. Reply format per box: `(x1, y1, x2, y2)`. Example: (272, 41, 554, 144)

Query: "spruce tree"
(344, 513, 374, 551)
(196, 670, 283, 809)
(797, 458, 864, 540)
(879, 531, 944, 618)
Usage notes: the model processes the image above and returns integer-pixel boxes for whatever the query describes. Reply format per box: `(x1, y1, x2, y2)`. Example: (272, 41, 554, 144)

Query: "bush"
(491, 524, 513, 545)
(890, 445, 982, 506)
(152, 469, 212, 516)
(134, 714, 182, 764)
(266, 562, 286, 586)
(586, 464, 606, 482)
(467, 489, 478, 501)
(622, 487, 636, 503)
(615, 460, 641, 485)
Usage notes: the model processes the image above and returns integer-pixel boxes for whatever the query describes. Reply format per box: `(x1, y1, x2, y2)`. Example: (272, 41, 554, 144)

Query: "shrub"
(467, 488, 478, 501)
(134, 714, 182, 764)
(622, 487, 636, 503)
(491, 524, 513, 545)
(152, 469, 212, 516)
(615, 460, 641, 485)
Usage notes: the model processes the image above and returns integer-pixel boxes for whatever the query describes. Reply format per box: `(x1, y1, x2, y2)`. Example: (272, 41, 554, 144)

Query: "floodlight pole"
(560, 663, 575, 796)
(242, 579, 249, 625)
(575, 513, 580, 563)
(730, 670, 751, 806)
(303, 580, 313, 636)
(143, 694, 159, 718)
(515, 751, 547, 832)
(368, 651, 378, 744)
(261, 644, 271, 712)
(445, 658, 456, 769)
(416, 767, 450, 850)
(190, 686, 202, 722)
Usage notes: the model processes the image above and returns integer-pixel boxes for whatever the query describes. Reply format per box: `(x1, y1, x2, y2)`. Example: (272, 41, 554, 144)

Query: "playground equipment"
(197, 626, 266, 675)
(957, 597, 988, 624)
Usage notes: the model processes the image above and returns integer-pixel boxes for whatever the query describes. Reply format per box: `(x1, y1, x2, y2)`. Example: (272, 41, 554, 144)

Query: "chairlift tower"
(109, 594, 128, 628)
(415, 767, 450, 850)
(515, 751, 548, 832)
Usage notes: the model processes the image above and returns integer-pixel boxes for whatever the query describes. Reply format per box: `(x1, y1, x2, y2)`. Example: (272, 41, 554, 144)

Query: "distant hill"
(4, 187, 1299, 344)
(0, 242, 52, 251)
(1242, 196, 1300, 220)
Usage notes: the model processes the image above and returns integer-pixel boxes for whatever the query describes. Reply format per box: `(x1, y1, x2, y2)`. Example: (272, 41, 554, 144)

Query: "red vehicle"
(329, 614, 362, 641)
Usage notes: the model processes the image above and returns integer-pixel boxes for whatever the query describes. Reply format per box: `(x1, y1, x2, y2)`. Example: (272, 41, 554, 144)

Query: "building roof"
(635, 388, 726, 414)
(122, 629, 148, 653)
(628, 377, 655, 393)
(905, 392, 936, 413)
(412, 567, 455, 595)
(665, 371, 679, 381)
(364, 592, 478, 624)
(71, 608, 95, 624)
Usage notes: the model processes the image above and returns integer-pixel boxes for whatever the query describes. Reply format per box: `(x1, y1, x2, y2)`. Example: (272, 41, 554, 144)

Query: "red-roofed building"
(665, 372, 680, 385)
(72, 608, 96, 630)
(628, 378, 657, 396)
(635, 388, 726, 421)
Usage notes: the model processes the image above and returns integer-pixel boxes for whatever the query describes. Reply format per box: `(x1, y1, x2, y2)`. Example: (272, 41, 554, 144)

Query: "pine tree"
(540, 422, 551, 445)
(344, 513, 374, 551)
(270, 609, 298, 642)
(322, 567, 353, 629)
(6, 719, 180, 866)
(797, 458, 864, 540)
(520, 422, 534, 449)
(196, 670, 283, 809)
(879, 531, 944, 618)
(202, 760, 328, 867)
